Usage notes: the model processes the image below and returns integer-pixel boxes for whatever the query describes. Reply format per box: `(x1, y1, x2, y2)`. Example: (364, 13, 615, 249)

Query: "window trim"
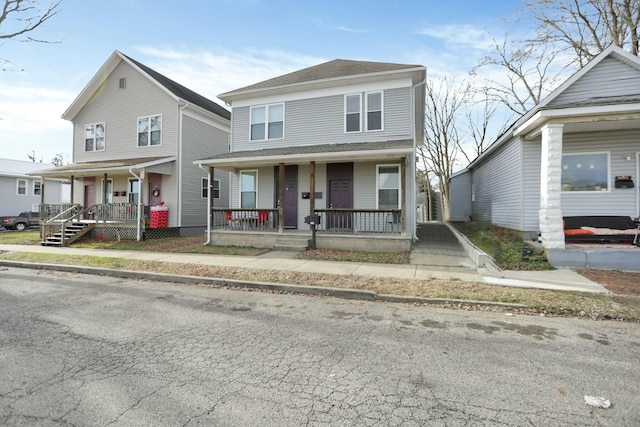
(561, 151, 610, 193)
(101, 178, 114, 204)
(365, 91, 384, 132)
(84, 122, 106, 152)
(376, 164, 401, 209)
(344, 93, 362, 133)
(239, 170, 258, 209)
(128, 178, 140, 204)
(16, 179, 27, 196)
(33, 180, 41, 197)
(137, 114, 163, 147)
(250, 104, 285, 141)
(202, 177, 220, 199)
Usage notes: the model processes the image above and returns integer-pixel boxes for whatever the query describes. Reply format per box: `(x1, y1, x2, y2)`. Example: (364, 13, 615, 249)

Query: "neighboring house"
(31, 51, 231, 241)
(0, 158, 69, 215)
(450, 46, 640, 253)
(196, 59, 426, 251)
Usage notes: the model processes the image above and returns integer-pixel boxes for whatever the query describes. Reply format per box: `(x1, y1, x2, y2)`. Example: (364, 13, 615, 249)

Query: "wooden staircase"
(41, 222, 94, 247)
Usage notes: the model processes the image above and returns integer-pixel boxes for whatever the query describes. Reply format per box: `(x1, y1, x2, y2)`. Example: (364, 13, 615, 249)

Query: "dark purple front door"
(83, 177, 96, 219)
(327, 163, 353, 230)
(275, 165, 298, 229)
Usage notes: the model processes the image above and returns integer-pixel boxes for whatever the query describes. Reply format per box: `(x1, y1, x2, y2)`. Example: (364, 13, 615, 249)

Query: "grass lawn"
(0, 230, 40, 245)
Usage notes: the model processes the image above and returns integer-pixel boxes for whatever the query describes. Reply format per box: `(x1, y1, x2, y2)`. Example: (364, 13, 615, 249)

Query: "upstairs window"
(366, 92, 383, 131)
(250, 104, 284, 140)
(561, 152, 609, 192)
(377, 165, 400, 209)
(345, 94, 361, 133)
(138, 115, 162, 147)
(85, 123, 105, 152)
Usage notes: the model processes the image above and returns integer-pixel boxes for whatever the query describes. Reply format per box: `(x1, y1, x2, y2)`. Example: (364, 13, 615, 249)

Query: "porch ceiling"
(195, 139, 414, 169)
(27, 156, 176, 178)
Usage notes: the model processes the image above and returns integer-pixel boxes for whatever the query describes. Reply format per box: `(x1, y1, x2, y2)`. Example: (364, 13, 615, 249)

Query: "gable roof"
(0, 158, 55, 178)
(62, 51, 230, 121)
(219, 59, 425, 101)
(467, 45, 640, 169)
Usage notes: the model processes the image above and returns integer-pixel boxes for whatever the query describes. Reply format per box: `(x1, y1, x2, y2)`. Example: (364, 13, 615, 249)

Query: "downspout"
(411, 75, 427, 239)
(178, 101, 190, 228)
(199, 163, 211, 245)
(129, 168, 144, 241)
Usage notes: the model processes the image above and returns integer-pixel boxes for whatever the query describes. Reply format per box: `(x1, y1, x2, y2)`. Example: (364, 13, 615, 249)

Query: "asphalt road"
(1, 267, 638, 426)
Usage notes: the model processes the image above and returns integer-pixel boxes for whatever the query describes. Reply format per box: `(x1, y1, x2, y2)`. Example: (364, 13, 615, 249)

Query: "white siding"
(472, 137, 524, 230)
(73, 61, 178, 163)
(231, 87, 412, 152)
(550, 57, 640, 106)
(0, 177, 64, 214)
(449, 170, 472, 221)
(522, 140, 541, 232)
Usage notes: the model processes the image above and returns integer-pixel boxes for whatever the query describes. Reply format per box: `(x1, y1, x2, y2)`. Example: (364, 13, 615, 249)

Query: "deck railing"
(212, 208, 280, 231)
(314, 209, 402, 235)
(90, 203, 142, 222)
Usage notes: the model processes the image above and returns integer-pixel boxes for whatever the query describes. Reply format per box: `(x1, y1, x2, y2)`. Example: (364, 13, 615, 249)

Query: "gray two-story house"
(196, 59, 426, 251)
(32, 51, 231, 243)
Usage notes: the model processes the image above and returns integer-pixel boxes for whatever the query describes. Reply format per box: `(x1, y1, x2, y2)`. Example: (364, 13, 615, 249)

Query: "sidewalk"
(0, 243, 608, 293)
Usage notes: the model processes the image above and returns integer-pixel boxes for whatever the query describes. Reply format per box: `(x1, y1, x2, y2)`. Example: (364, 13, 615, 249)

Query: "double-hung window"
(240, 171, 257, 209)
(85, 123, 105, 152)
(138, 115, 162, 147)
(345, 94, 361, 133)
(201, 177, 220, 199)
(377, 165, 400, 209)
(366, 92, 383, 131)
(33, 181, 41, 196)
(102, 179, 113, 203)
(16, 179, 27, 196)
(250, 104, 284, 140)
(128, 179, 140, 204)
(561, 152, 609, 192)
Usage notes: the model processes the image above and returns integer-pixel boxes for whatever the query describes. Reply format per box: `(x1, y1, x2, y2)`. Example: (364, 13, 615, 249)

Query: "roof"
(0, 158, 56, 178)
(219, 59, 425, 101)
(29, 156, 176, 178)
(195, 140, 413, 169)
(62, 51, 230, 121)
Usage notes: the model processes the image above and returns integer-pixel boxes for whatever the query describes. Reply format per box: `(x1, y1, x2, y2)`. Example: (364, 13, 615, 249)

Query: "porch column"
(539, 124, 565, 249)
(278, 163, 285, 233)
(401, 157, 406, 235)
(309, 161, 315, 230)
(39, 177, 45, 205)
(209, 166, 215, 228)
(70, 175, 74, 204)
(103, 173, 108, 224)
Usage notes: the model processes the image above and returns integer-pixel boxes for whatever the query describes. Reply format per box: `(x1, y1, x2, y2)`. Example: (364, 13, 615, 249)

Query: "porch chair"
(224, 210, 240, 229)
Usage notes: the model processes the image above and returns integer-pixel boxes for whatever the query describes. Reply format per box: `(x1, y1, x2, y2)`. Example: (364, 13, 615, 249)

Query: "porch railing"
(314, 209, 402, 235)
(39, 203, 76, 221)
(212, 208, 279, 231)
(89, 203, 143, 223)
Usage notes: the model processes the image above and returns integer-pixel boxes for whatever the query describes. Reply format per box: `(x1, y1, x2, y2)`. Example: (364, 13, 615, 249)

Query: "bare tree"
(51, 152, 66, 166)
(1, 0, 61, 69)
(418, 77, 469, 221)
(27, 149, 42, 162)
(525, 0, 640, 66)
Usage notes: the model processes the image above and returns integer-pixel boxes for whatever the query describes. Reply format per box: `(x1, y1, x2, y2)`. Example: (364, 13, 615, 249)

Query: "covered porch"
(196, 140, 416, 252)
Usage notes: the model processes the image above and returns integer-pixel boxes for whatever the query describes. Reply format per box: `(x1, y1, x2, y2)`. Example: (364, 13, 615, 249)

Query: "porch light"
(624, 153, 633, 161)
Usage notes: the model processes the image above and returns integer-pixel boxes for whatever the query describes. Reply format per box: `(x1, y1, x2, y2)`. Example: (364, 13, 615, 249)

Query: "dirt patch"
(578, 269, 640, 295)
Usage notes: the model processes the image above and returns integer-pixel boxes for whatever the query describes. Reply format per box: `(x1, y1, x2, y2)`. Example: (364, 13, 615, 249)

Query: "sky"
(0, 0, 526, 165)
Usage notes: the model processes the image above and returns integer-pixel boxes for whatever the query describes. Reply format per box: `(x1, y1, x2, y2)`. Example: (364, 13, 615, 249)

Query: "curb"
(0, 260, 528, 310)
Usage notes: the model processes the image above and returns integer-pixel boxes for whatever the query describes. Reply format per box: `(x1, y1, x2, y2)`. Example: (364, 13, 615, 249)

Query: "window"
(561, 153, 609, 192)
(33, 181, 41, 196)
(250, 104, 284, 140)
(202, 177, 220, 199)
(138, 115, 162, 146)
(85, 123, 105, 152)
(240, 171, 257, 209)
(366, 91, 383, 131)
(377, 165, 400, 209)
(345, 94, 361, 132)
(128, 179, 140, 204)
(102, 179, 113, 203)
(17, 179, 27, 196)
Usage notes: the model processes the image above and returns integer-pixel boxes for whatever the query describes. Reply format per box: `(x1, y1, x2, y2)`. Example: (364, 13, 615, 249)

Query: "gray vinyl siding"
(472, 138, 524, 230)
(560, 129, 638, 217)
(73, 61, 179, 163)
(550, 57, 640, 106)
(522, 140, 542, 232)
(0, 177, 64, 214)
(231, 86, 412, 151)
(449, 171, 472, 221)
(181, 115, 231, 227)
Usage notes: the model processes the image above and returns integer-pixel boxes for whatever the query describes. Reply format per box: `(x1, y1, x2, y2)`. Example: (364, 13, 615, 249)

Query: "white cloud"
(417, 24, 494, 51)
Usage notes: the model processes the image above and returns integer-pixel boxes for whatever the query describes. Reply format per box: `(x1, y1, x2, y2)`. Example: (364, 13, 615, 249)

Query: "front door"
(274, 165, 298, 229)
(148, 173, 162, 206)
(83, 177, 96, 219)
(327, 163, 353, 230)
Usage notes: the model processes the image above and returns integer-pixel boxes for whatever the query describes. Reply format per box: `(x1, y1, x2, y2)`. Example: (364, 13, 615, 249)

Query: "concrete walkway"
(0, 224, 609, 294)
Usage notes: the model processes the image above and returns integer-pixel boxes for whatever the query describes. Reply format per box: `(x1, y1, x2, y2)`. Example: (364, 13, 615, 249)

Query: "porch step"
(273, 235, 310, 252)
(41, 222, 95, 247)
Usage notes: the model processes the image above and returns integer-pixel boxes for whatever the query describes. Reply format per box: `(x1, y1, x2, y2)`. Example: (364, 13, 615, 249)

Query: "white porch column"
(539, 124, 565, 249)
